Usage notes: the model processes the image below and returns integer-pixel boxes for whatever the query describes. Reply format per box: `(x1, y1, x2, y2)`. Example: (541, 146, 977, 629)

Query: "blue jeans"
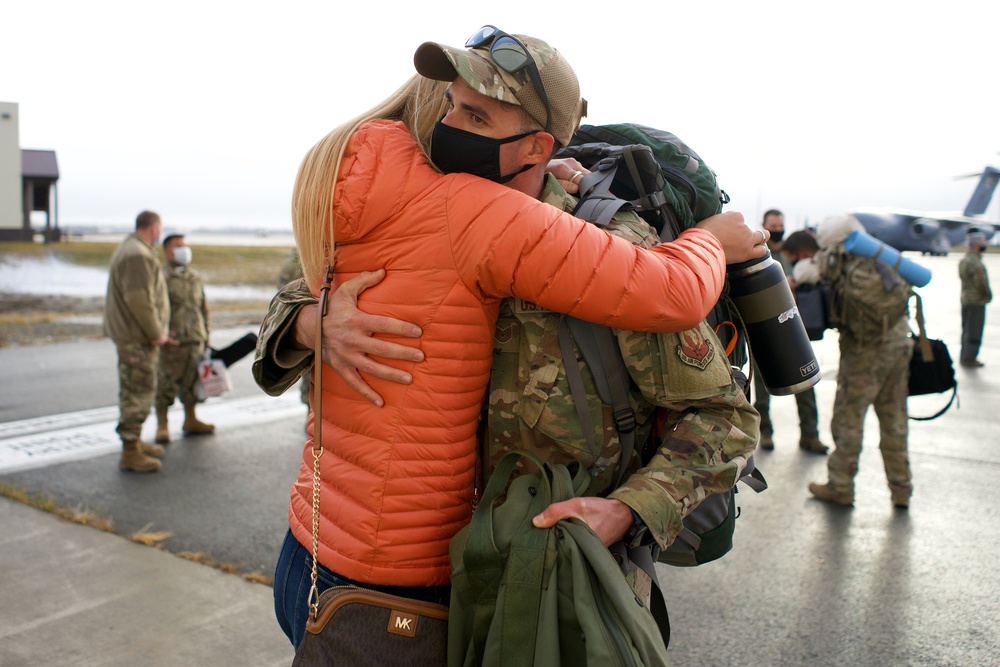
(273, 529, 452, 648)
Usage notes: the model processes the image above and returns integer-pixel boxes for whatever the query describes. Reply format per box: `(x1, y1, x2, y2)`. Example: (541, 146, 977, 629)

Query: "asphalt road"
(2, 253, 999, 666)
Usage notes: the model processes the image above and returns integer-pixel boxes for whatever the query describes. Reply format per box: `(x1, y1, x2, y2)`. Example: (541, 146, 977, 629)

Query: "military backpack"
(557, 123, 748, 368)
(555, 124, 767, 568)
(821, 248, 914, 344)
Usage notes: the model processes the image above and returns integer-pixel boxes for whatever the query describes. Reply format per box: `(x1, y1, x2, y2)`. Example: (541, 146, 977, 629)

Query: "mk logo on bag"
(387, 610, 418, 637)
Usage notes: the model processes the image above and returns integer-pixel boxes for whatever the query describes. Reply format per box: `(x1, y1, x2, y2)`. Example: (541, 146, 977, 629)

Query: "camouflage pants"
(116, 342, 160, 443)
(752, 361, 819, 439)
(156, 342, 204, 410)
(827, 337, 913, 499)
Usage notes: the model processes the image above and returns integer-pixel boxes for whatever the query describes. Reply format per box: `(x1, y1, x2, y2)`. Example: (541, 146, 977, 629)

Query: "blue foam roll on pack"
(842, 230, 932, 287)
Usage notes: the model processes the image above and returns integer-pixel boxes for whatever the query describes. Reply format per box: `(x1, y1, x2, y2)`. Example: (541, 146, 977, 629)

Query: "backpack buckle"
(613, 407, 637, 434)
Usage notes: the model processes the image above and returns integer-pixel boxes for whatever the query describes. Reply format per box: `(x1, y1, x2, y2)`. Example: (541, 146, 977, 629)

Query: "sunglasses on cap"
(465, 25, 552, 135)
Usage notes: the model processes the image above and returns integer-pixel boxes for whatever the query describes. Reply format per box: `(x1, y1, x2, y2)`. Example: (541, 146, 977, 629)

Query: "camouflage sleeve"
(607, 324, 760, 550)
(965, 259, 992, 303)
(252, 279, 317, 396)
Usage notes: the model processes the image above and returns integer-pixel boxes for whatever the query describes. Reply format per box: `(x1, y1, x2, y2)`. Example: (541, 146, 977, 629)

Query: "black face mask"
(769, 230, 785, 243)
(430, 121, 536, 184)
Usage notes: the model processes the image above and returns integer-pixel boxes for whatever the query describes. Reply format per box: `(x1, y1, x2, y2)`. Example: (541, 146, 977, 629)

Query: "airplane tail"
(963, 166, 1000, 217)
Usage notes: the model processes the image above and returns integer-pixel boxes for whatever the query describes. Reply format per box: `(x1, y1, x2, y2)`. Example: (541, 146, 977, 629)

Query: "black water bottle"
(727, 250, 821, 395)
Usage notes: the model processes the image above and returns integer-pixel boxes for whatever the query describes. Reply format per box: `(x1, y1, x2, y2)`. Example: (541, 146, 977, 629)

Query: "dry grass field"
(0, 240, 290, 347)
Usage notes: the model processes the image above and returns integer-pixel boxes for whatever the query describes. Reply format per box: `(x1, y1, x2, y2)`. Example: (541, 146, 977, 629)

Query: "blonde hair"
(292, 75, 450, 290)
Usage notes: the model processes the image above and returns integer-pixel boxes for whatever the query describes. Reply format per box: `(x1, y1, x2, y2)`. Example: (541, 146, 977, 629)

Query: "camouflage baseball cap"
(413, 30, 587, 146)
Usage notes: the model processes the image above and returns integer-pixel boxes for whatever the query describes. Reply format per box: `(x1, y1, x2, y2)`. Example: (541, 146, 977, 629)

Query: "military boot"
(155, 408, 170, 444)
(119, 440, 161, 473)
(890, 484, 912, 509)
(808, 481, 853, 506)
(182, 404, 215, 436)
(799, 437, 829, 455)
(139, 440, 165, 458)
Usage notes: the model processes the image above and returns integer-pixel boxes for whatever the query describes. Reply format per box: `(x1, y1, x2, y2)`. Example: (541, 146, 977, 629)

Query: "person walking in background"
(103, 210, 173, 473)
(154, 233, 215, 444)
(959, 229, 992, 368)
(753, 209, 828, 454)
(807, 214, 914, 508)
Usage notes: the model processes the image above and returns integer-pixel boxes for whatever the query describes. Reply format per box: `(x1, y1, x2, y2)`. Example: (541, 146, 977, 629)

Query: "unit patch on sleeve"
(676, 327, 714, 370)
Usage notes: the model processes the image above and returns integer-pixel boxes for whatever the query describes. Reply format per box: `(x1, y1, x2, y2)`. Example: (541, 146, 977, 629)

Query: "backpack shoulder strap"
(573, 157, 633, 228)
(558, 316, 638, 486)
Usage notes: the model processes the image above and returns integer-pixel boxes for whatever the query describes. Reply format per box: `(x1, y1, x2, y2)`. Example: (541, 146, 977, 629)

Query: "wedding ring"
(756, 230, 765, 245)
(570, 170, 584, 183)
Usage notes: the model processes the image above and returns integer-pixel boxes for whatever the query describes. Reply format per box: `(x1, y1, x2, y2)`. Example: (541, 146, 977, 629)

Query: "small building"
(0, 101, 60, 242)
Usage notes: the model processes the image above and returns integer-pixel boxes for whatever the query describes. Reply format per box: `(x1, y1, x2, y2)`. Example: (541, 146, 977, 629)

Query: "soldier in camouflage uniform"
(489, 176, 760, 563)
(103, 210, 172, 473)
(959, 230, 992, 367)
(808, 214, 913, 508)
(154, 234, 215, 443)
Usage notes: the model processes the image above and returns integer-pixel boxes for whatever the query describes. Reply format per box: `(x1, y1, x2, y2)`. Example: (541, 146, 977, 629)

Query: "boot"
(120, 440, 161, 473)
(182, 404, 215, 436)
(758, 433, 774, 451)
(155, 408, 170, 444)
(890, 484, 912, 509)
(799, 436, 829, 455)
(139, 440, 165, 458)
(808, 481, 853, 506)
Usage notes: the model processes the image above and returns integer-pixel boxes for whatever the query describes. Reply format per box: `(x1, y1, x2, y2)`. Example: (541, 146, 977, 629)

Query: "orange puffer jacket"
(288, 120, 725, 587)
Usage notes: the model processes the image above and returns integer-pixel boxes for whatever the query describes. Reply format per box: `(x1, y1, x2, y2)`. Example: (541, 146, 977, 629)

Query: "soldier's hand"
(295, 270, 424, 407)
(546, 157, 589, 195)
(695, 211, 769, 264)
(533, 497, 633, 547)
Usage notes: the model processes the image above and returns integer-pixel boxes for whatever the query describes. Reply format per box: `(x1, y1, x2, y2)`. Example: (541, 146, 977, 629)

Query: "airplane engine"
(911, 218, 941, 237)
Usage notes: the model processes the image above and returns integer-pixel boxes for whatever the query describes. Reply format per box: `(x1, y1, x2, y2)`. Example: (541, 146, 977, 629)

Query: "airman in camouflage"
(154, 234, 215, 442)
(958, 231, 992, 367)
(103, 210, 171, 473)
(808, 215, 914, 508)
(489, 175, 760, 553)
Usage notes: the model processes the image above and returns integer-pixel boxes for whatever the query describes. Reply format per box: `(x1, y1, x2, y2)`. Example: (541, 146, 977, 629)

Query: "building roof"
(22, 149, 59, 180)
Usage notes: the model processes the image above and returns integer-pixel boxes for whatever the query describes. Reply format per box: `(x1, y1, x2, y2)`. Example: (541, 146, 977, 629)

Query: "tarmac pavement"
(1, 253, 999, 666)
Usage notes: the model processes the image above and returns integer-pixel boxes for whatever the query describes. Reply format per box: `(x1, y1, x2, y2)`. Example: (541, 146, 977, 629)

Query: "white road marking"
(0, 393, 304, 474)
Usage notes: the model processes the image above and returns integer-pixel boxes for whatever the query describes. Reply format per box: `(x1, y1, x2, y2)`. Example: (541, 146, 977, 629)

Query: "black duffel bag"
(908, 334, 958, 420)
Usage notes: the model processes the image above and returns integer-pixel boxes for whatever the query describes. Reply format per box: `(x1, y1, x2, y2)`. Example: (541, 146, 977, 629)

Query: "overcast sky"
(4, 0, 999, 233)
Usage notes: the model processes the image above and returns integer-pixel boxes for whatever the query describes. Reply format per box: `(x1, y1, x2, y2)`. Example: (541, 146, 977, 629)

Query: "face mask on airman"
(430, 121, 537, 184)
(172, 246, 192, 265)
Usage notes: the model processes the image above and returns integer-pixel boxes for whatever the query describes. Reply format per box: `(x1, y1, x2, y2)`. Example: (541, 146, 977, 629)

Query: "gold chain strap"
(307, 265, 335, 622)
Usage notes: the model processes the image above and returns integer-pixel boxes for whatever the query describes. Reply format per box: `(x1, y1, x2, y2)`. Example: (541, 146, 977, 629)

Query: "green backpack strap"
(462, 451, 553, 666)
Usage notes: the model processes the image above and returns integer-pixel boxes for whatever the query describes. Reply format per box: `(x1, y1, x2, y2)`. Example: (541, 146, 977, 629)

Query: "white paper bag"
(195, 358, 232, 399)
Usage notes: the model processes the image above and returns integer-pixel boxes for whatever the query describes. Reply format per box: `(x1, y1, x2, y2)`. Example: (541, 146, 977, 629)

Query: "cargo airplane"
(848, 166, 999, 254)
